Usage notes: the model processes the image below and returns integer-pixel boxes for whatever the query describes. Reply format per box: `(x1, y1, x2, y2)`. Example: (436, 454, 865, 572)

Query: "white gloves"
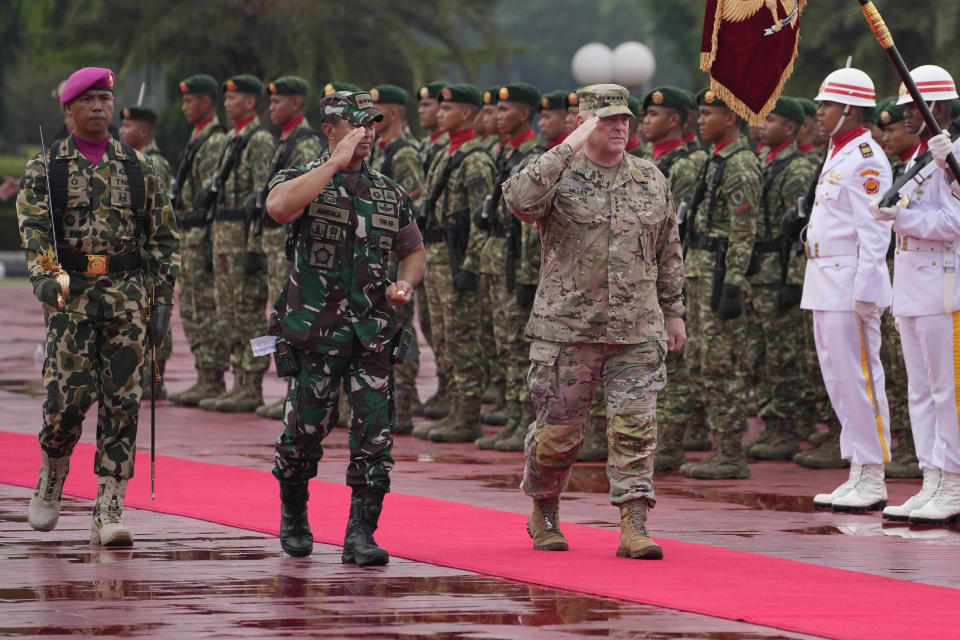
(868, 196, 899, 221)
(929, 132, 953, 170)
(853, 299, 884, 322)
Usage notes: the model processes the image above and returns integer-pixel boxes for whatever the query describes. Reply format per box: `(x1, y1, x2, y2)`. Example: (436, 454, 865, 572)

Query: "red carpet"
(3, 430, 958, 640)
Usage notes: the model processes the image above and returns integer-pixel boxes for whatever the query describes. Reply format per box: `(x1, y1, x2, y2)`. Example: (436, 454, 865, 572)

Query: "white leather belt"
(898, 234, 955, 314)
(804, 240, 858, 259)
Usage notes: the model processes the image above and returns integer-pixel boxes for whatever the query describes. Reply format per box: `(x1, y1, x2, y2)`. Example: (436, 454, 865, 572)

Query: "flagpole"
(856, 0, 960, 185)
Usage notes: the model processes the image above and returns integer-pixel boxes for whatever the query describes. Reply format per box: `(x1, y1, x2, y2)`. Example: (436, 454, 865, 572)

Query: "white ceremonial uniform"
(801, 129, 893, 465)
(892, 138, 960, 475)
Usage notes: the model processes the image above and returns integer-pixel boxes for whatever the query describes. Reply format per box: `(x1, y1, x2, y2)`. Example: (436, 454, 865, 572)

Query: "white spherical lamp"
(571, 43, 614, 86)
(612, 41, 656, 88)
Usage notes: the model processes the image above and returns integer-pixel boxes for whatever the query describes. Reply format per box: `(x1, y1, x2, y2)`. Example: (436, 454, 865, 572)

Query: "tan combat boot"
(413, 395, 458, 440)
(256, 398, 286, 420)
(28, 451, 70, 531)
(393, 386, 416, 435)
(527, 496, 568, 551)
(682, 421, 712, 451)
(617, 499, 663, 560)
(429, 396, 483, 443)
(476, 400, 521, 449)
(90, 477, 133, 547)
(654, 420, 687, 471)
(169, 367, 226, 406)
(747, 419, 803, 460)
(216, 370, 264, 412)
(481, 380, 507, 425)
(422, 374, 451, 419)
(199, 370, 243, 410)
(495, 401, 535, 452)
(793, 430, 849, 469)
(681, 431, 750, 479)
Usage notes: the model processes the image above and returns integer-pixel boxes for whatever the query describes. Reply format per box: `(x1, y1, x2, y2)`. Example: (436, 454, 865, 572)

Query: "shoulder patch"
(859, 143, 873, 158)
(631, 169, 647, 183)
(860, 169, 879, 177)
(862, 177, 880, 194)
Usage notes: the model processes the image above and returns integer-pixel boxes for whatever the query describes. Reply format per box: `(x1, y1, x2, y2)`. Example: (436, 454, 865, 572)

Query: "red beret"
(60, 67, 115, 105)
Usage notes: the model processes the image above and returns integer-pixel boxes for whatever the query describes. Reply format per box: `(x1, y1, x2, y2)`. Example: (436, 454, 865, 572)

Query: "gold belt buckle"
(85, 254, 109, 275)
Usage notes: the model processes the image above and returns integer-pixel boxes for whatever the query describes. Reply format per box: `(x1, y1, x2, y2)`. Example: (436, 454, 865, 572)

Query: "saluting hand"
(329, 127, 368, 169)
(564, 113, 600, 153)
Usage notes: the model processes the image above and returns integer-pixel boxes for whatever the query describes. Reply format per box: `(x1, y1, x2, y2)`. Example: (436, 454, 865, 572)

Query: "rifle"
(878, 150, 932, 208)
(37, 125, 69, 309)
(680, 158, 714, 256)
(146, 284, 159, 499)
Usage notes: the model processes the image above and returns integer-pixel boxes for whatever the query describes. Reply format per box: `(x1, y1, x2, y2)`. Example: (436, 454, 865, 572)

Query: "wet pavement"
(2, 279, 959, 638)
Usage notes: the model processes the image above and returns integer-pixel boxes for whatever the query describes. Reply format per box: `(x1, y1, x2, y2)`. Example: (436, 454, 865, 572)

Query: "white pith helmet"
(897, 64, 959, 105)
(815, 68, 877, 107)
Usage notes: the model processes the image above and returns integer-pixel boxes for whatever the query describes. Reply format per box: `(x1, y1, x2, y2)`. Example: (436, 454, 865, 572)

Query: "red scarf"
(830, 126, 867, 158)
(898, 142, 920, 165)
(798, 142, 815, 153)
(193, 116, 214, 138)
(281, 114, 304, 140)
(713, 138, 737, 155)
(429, 130, 444, 145)
(765, 140, 792, 164)
(447, 128, 475, 154)
(625, 137, 641, 152)
(652, 138, 685, 160)
(546, 131, 570, 150)
(234, 114, 256, 133)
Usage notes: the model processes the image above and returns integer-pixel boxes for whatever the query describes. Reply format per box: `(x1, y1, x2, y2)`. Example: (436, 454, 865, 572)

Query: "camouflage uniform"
(480, 131, 542, 447)
(17, 135, 180, 479)
(170, 116, 228, 397)
(208, 115, 275, 403)
(268, 150, 423, 490)
(419, 127, 495, 439)
(681, 137, 761, 479)
(502, 134, 685, 506)
(371, 126, 426, 429)
(745, 142, 817, 458)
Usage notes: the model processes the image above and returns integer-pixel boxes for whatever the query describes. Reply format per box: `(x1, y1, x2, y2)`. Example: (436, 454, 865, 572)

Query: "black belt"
(180, 218, 207, 231)
(488, 227, 508, 238)
(753, 238, 785, 254)
(423, 229, 447, 244)
(686, 234, 728, 252)
(60, 251, 144, 274)
(215, 208, 247, 222)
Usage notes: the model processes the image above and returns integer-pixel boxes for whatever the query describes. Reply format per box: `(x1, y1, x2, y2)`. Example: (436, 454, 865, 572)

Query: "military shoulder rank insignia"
(631, 169, 647, 183)
(859, 143, 873, 158)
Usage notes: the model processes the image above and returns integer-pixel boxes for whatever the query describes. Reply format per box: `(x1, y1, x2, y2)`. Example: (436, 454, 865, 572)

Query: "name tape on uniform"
(250, 335, 279, 357)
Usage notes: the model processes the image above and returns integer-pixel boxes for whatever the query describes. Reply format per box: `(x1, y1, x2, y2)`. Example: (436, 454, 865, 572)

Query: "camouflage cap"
(540, 90, 568, 111)
(696, 88, 728, 109)
(179, 74, 219, 98)
(319, 91, 383, 126)
(417, 81, 447, 101)
(223, 74, 263, 96)
(874, 96, 905, 127)
(643, 86, 691, 113)
(268, 76, 310, 96)
(770, 96, 805, 124)
(370, 84, 411, 106)
(439, 83, 482, 106)
(323, 82, 362, 96)
(626, 96, 642, 119)
(498, 82, 541, 108)
(120, 105, 158, 125)
(797, 97, 818, 119)
(577, 84, 634, 118)
(482, 86, 500, 106)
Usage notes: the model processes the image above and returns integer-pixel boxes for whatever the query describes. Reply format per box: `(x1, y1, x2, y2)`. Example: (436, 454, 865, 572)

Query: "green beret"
(578, 84, 633, 118)
(874, 96, 905, 127)
(770, 96, 805, 124)
(643, 86, 691, 113)
(268, 76, 310, 96)
(439, 83, 482, 107)
(223, 74, 263, 96)
(120, 105, 157, 125)
(627, 96, 642, 118)
(370, 84, 411, 106)
(179, 74, 218, 98)
(498, 82, 541, 109)
(696, 88, 728, 109)
(797, 97, 818, 118)
(539, 90, 567, 111)
(323, 82, 361, 96)
(682, 89, 697, 111)
(417, 81, 447, 101)
(482, 86, 500, 106)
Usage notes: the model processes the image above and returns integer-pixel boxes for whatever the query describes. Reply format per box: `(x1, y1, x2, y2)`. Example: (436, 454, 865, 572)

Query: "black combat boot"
(278, 482, 313, 557)
(341, 490, 389, 566)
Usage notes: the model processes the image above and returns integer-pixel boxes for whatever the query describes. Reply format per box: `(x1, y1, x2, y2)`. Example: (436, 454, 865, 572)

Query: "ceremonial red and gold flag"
(701, 0, 807, 124)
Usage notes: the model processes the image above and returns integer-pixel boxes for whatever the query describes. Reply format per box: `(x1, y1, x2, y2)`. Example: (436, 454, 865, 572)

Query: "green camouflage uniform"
(480, 133, 543, 410)
(746, 142, 816, 443)
(371, 127, 426, 419)
(652, 142, 710, 461)
(503, 139, 685, 505)
(172, 117, 228, 376)
(683, 137, 760, 466)
(268, 151, 423, 490)
(262, 117, 323, 308)
(422, 134, 495, 406)
(17, 135, 180, 478)
(416, 131, 449, 352)
(210, 117, 275, 378)
(141, 140, 175, 371)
